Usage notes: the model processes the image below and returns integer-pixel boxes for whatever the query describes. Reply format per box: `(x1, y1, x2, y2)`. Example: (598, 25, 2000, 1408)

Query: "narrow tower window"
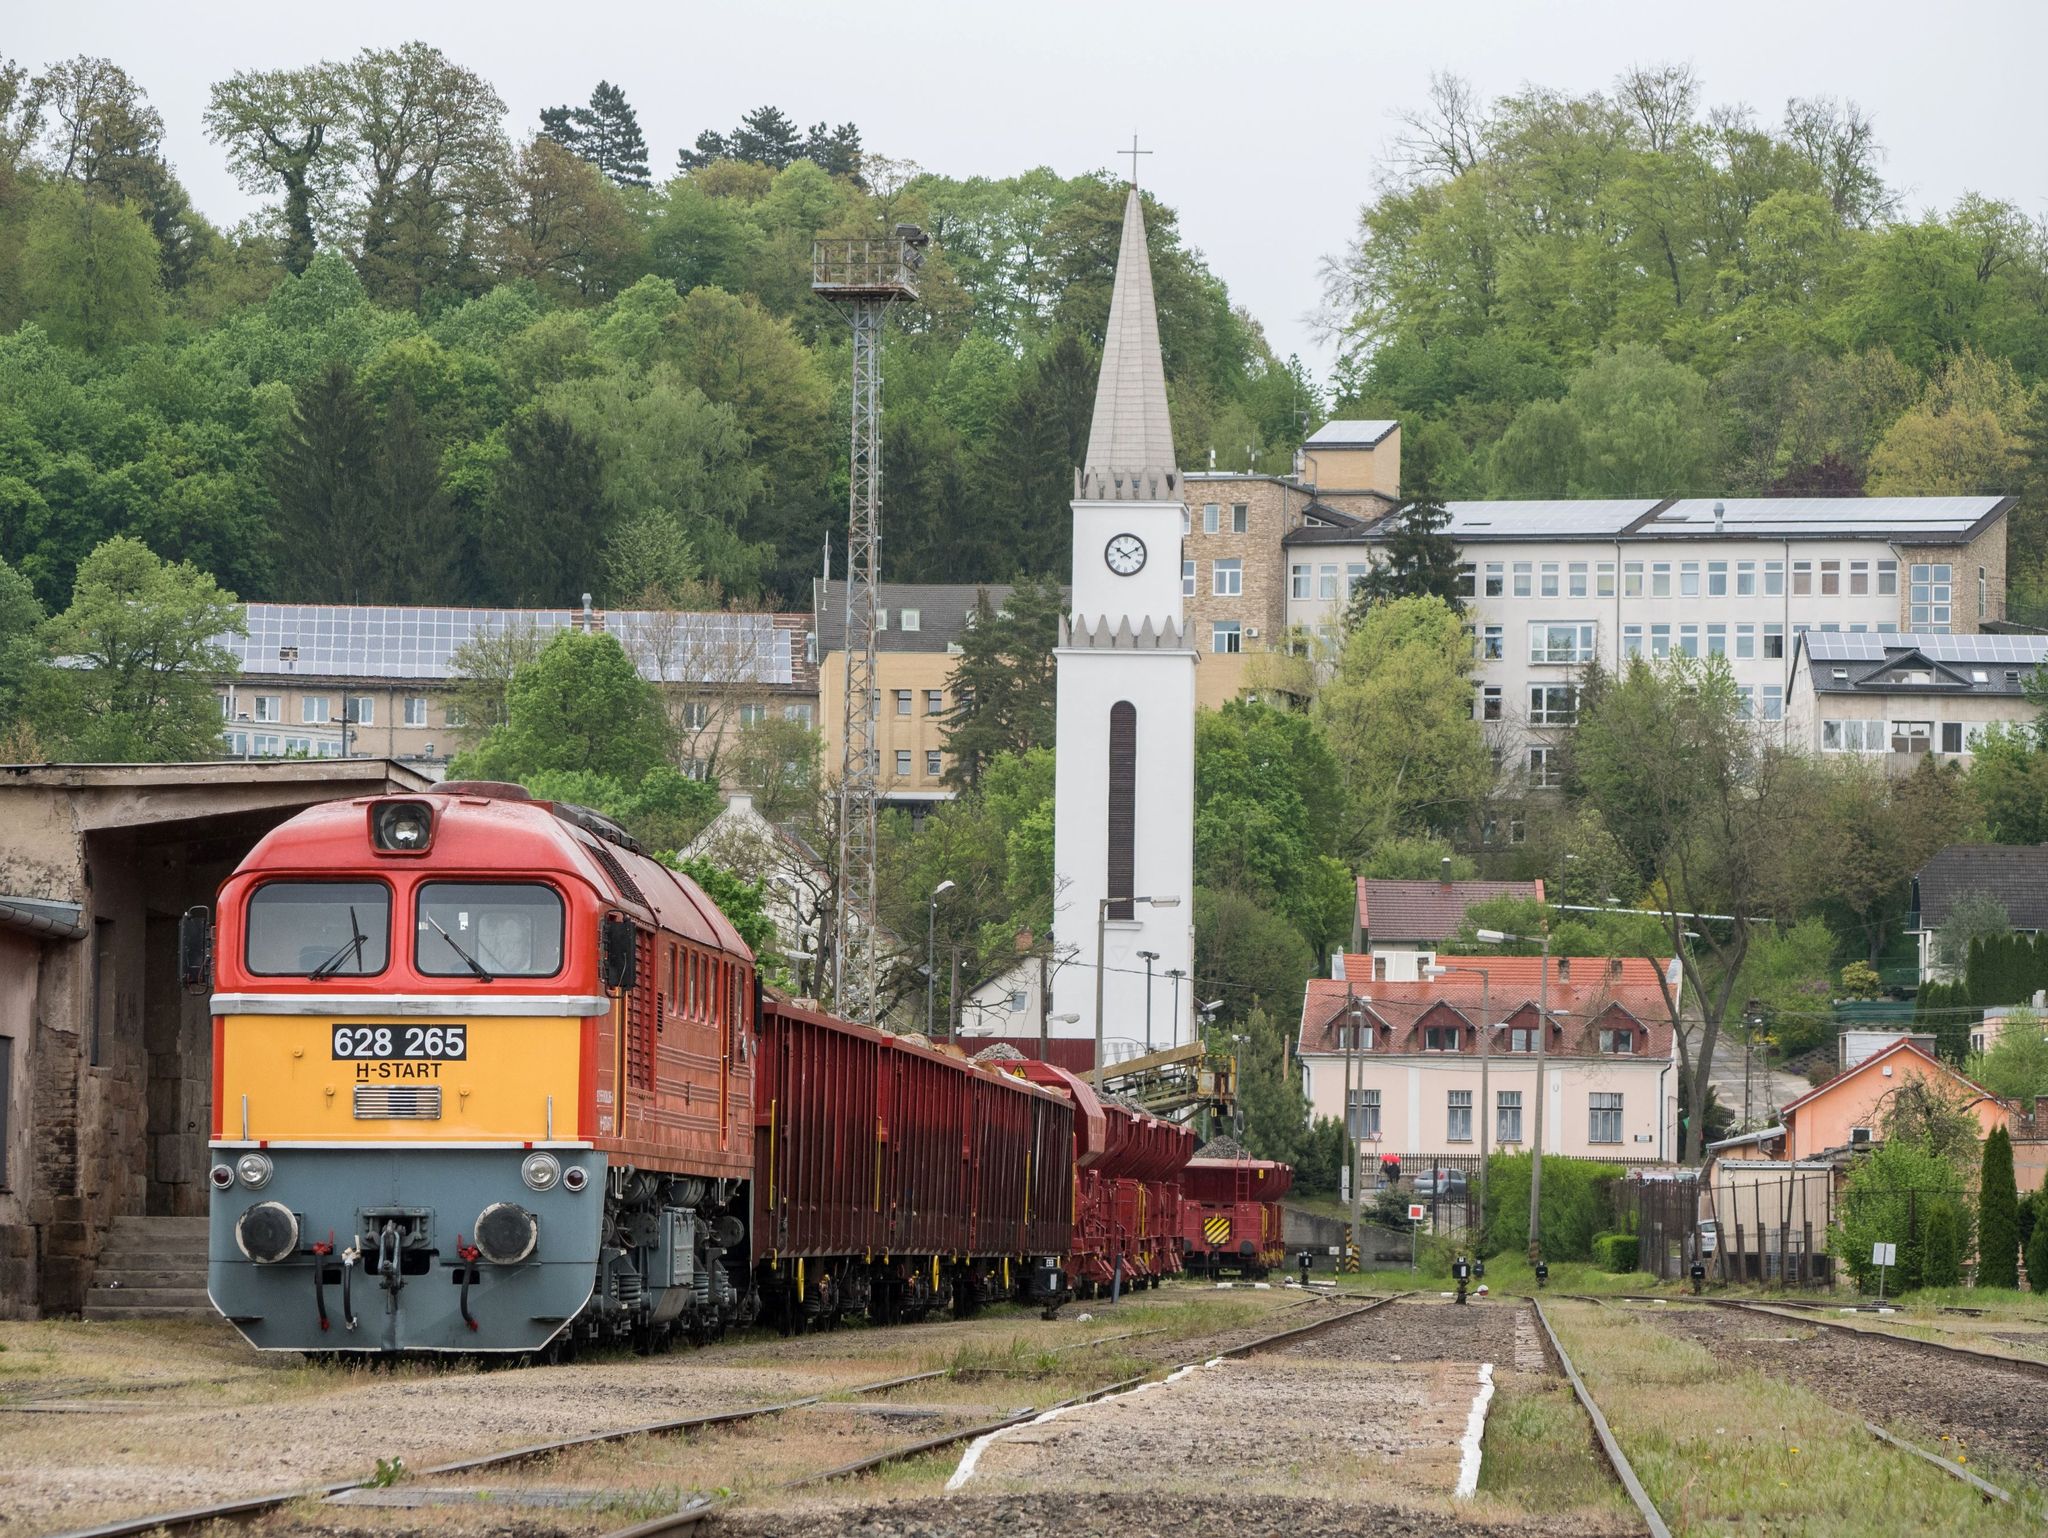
(1107, 701, 1137, 920)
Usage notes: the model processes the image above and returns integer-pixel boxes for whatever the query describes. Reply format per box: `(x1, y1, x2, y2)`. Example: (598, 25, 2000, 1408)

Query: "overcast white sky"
(16, 1, 2046, 381)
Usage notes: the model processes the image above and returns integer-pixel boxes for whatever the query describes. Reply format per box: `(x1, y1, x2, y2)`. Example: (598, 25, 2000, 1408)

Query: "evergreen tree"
(270, 361, 376, 602)
(940, 575, 1063, 788)
(1979, 1125, 2021, 1289)
(800, 120, 862, 180)
(482, 407, 609, 606)
(537, 104, 581, 154)
(2029, 1209, 2048, 1296)
(1922, 1201, 1963, 1289)
(542, 82, 649, 189)
(371, 384, 457, 602)
(1345, 471, 1465, 621)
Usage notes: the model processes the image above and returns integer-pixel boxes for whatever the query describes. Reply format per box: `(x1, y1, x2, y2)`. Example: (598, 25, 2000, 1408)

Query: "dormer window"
(1424, 1025, 1461, 1052)
(1599, 1028, 1636, 1055)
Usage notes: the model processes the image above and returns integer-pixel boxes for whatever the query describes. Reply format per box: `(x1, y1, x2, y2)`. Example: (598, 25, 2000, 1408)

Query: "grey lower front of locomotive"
(207, 1147, 746, 1353)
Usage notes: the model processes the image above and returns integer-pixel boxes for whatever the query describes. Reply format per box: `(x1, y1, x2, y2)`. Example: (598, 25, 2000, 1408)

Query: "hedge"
(1481, 1152, 1626, 1260)
(1593, 1233, 1639, 1273)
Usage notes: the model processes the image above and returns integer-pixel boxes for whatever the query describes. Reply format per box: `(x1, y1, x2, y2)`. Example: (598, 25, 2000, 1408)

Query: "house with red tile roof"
(1776, 1036, 2009, 1160)
(1351, 873, 1544, 979)
(1297, 955, 1682, 1163)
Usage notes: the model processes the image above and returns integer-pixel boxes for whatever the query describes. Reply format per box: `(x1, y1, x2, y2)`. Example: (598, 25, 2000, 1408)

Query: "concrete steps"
(83, 1216, 213, 1321)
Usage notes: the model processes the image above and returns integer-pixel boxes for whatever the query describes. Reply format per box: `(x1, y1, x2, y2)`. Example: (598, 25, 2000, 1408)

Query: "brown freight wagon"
(752, 998, 1074, 1327)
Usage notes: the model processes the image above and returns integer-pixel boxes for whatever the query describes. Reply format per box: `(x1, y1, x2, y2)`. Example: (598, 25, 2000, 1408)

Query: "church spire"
(1078, 188, 1177, 502)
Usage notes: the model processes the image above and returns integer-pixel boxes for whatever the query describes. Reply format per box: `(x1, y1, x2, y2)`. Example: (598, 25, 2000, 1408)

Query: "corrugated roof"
(1642, 496, 2010, 541)
(221, 604, 802, 687)
(1298, 957, 1676, 1059)
(1913, 844, 2048, 932)
(1304, 419, 1399, 448)
(1357, 877, 1545, 941)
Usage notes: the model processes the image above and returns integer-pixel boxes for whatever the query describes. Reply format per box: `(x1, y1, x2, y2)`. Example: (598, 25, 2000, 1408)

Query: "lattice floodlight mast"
(814, 226, 927, 1027)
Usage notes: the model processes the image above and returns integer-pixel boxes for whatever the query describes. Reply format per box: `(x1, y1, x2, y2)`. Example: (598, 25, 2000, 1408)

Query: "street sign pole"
(1873, 1241, 1896, 1306)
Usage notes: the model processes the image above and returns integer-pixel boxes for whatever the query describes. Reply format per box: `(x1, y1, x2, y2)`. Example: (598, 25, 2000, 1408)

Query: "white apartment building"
(1787, 631, 2048, 763)
(1284, 496, 2014, 789)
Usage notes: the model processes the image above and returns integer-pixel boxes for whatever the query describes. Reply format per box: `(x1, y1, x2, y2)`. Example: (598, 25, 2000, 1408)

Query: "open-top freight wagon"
(1179, 1156, 1292, 1278)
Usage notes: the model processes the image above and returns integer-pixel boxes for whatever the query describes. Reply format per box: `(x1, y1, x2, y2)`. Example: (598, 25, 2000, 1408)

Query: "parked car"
(1412, 1167, 1469, 1199)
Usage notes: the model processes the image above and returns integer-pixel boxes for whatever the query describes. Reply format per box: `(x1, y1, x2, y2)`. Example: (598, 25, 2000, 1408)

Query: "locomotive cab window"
(415, 883, 564, 978)
(246, 881, 391, 976)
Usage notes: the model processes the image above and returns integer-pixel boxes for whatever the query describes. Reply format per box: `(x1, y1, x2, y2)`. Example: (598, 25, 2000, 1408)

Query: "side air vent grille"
(585, 839, 650, 910)
(354, 1086, 443, 1120)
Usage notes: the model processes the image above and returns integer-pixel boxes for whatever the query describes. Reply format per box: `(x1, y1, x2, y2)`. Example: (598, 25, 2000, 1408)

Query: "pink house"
(1297, 956, 1681, 1163)
(1778, 1037, 2010, 1160)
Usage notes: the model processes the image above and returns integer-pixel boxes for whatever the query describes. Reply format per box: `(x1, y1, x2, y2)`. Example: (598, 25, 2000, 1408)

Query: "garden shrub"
(1592, 1233, 1639, 1273)
(1978, 1127, 2020, 1289)
(1828, 1140, 1971, 1292)
(1481, 1152, 1625, 1260)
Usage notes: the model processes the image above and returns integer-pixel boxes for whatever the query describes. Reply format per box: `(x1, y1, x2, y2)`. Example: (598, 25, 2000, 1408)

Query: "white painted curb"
(946, 1360, 1218, 1491)
(1454, 1361, 1496, 1498)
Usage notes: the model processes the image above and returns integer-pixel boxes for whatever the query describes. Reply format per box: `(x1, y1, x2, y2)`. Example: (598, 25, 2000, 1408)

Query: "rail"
(1528, 1298, 1673, 1538)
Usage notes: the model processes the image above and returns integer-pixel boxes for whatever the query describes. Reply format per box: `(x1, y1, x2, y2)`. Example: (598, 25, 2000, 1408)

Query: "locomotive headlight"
(520, 1152, 561, 1192)
(235, 1151, 275, 1189)
(209, 1163, 235, 1190)
(371, 801, 433, 853)
(562, 1165, 589, 1193)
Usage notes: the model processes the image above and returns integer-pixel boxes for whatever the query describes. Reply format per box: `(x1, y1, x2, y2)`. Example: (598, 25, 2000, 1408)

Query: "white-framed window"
(1497, 1090, 1522, 1144)
(284, 734, 314, 756)
(1736, 560, 1757, 595)
(1761, 685, 1783, 721)
(1480, 685, 1502, 721)
(1213, 559, 1243, 596)
(1203, 502, 1221, 533)
(1485, 562, 1505, 597)
(403, 696, 428, 727)
(1425, 1025, 1461, 1053)
(1911, 564, 1953, 630)
(1568, 562, 1588, 598)
(301, 696, 331, 724)
(1540, 563, 1560, 597)
(1507, 1027, 1537, 1053)
(1346, 562, 1368, 595)
(1589, 1092, 1623, 1144)
(1680, 561, 1700, 597)
(1008, 990, 1028, 1013)
(1447, 1089, 1473, 1141)
(1707, 560, 1728, 596)
(925, 689, 944, 715)
(785, 703, 815, 725)
(1529, 622, 1596, 663)
(1677, 624, 1699, 658)
(1651, 562, 1672, 597)
(1212, 620, 1241, 654)
(1734, 624, 1755, 659)
(894, 749, 911, 776)
(1764, 561, 1784, 595)
(900, 607, 921, 632)
(1513, 562, 1533, 597)
(877, 609, 889, 630)
(1623, 561, 1644, 597)
(1791, 560, 1812, 595)
(1348, 1088, 1380, 1140)
(218, 693, 234, 720)
(1596, 561, 1615, 597)
(680, 701, 711, 730)
(1706, 623, 1727, 657)
(1762, 624, 1784, 659)
(222, 730, 248, 755)
(1878, 559, 1898, 595)
(1599, 1027, 1635, 1055)
(739, 703, 770, 725)
(1458, 562, 1478, 598)
(1649, 624, 1671, 658)
(1183, 559, 1196, 598)
(894, 689, 912, 716)
(1528, 745, 1562, 788)
(926, 749, 943, 777)
(1231, 503, 1248, 534)
(1892, 719, 1933, 748)
(252, 733, 281, 756)
(1622, 624, 1643, 657)
(1529, 685, 1577, 726)
(1319, 564, 1338, 600)
(1290, 564, 1311, 599)
(1820, 559, 1840, 595)
(1850, 560, 1870, 595)
(1737, 685, 1755, 717)
(1482, 625, 1504, 660)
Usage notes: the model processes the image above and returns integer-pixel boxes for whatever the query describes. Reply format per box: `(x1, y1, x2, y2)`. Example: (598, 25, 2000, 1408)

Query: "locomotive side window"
(415, 883, 564, 978)
(246, 881, 391, 977)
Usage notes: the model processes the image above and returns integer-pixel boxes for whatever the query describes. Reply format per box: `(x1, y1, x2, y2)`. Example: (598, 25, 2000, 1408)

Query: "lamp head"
(932, 879, 957, 899)
(1474, 928, 1514, 945)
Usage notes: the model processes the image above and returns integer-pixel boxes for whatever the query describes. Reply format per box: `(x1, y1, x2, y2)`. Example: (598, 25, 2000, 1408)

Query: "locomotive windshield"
(415, 883, 564, 978)
(246, 881, 391, 977)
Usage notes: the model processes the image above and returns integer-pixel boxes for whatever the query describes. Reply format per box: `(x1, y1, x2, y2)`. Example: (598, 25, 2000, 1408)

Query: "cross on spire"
(1118, 133, 1152, 189)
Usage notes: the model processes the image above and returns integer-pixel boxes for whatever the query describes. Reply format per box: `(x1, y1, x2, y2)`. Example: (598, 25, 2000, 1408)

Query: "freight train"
(188, 783, 1286, 1354)
(1178, 1156, 1292, 1279)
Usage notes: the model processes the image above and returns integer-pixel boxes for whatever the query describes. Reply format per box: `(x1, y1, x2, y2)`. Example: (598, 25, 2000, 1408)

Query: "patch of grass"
(1546, 1299, 2048, 1535)
(1476, 1371, 1634, 1518)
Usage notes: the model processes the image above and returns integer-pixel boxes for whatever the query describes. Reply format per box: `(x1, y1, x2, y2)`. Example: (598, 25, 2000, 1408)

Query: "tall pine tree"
(371, 384, 459, 602)
(1346, 469, 1465, 623)
(271, 361, 376, 602)
(539, 81, 650, 188)
(1979, 1125, 2021, 1289)
(940, 575, 1063, 788)
(483, 407, 609, 607)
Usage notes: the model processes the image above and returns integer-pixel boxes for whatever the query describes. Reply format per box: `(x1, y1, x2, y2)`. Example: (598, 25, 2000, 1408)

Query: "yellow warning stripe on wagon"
(1204, 1215, 1232, 1247)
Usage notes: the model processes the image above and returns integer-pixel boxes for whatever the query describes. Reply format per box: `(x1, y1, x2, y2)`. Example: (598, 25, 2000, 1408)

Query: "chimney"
(1713, 500, 1725, 536)
(581, 593, 594, 632)
(1331, 953, 1347, 981)
(1440, 856, 1453, 889)
(1557, 958, 1571, 982)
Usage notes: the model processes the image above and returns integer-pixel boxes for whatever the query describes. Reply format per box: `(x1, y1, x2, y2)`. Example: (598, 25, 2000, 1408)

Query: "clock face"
(1105, 533, 1147, 576)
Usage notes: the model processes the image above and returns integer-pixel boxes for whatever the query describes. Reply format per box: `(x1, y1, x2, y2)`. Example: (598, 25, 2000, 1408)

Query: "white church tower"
(1049, 187, 1196, 1070)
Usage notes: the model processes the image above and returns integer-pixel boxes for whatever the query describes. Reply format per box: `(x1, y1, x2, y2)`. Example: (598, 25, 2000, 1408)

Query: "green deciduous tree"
(1979, 1125, 2021, 1289)
(450, 629, 669, 784)
(1966, 1011, 2048, 1107)
(29, 536, 241, 760)
(18, 181, 162, 352)
(1194, 888, 1314, 1029)
(1830, 1139, 1970, 1293)
(204, 64, 352, 274)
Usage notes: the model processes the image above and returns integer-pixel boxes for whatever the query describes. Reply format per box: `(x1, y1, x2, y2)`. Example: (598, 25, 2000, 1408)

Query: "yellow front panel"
(220, 1014, 582, 1141)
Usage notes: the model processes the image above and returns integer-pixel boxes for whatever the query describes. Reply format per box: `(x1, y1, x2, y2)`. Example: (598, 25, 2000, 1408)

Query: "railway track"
(42, 1294, 1384, 1538)
(1526, 1298, 1671, 1538)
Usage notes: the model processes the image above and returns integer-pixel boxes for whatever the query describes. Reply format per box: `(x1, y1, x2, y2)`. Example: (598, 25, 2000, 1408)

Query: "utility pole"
(1531, 930, 1549, 1265)
(814, 225, 928, 1027)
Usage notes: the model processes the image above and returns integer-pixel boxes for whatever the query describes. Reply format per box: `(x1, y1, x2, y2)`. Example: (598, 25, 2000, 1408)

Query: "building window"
(218, 693, 233, 720)
(1291, 564, 1311, 599)
(1707, 623, 1727, 657)
(250, 694, 279, 723)
(1507, 1027, 1538, 1053)
(1850, 560, 1870, 595)
(1529, 685, 1578, 726)
(1589, 1092, 1623, 1144)
(894, 689, 912, 716)
(680, 701, 711, 730)
(1737, 685, 1755, 717)
(926, 749, 943, 776)
(1485, 563, 1505, 597)
(1819, 559, 1840, 595)
(1680, 561, 1700, 597)
(1529, 622, 1595, 663)
(1649, 624, 1671, 658)
(739, 703, 770, 725)
(1182, 559, 1196, 598)
(1425, 1025, 1461, 1053)
(1981, 566, 1989, 618)
(784, 703, 815, 726)
(1707, 561, 1728, 596)
(1319, 564, 1338, 600)
(1878, 559, 1898, 595)
(1762, 624, 1784, 659)
(1762, 685, 1784, 721)
(1623, 562, 1644, 597)
(877, 609, 889, 630)
(1596, 561, 1616, 597)
(1212, 620, 1241, 654)
(1599, 1027, 1635, 1055)
(1528, 745, 1561, 788)
(1622, 624, 1642, 657)
(1677, 624, 1698, 659)
(1474, 624, 1502, 661)
(1651, 562, 1672, 598)
(1540, 563, 1560, 597)
(1203, 503, 1221, 534)
(1734, 624, 1756, 660)
(1213, 559, 1243, 597)
(1910, 564, 1953, 630)
(1458, 562, 1478, 598)
(1942, 721, 1964, 754)
(1513, 562, 1533, 597)
(1764, 561, 1784, 596)
(1447, 1089, 1473, 1141)
(1348, 1088, 1381, 1140)
(895, 749, 911, 776)
(301, 696, 330, 724)
(1790, 560, 1812, 596)
(403, 696, 428, 727)
(1563, 562, 1585, 597)
(1231, 503, 1248, 534)
(1107, 701, 1136, 919)
(1893, 719, 1932, 749)
(1496, 1090, 1522, 1144)
(900, 608, 921, 632)
(1736, 561, 1757, 596)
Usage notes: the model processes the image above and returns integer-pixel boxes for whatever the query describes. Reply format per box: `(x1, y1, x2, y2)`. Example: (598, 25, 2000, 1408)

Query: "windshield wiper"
(426, 916, 494, 982)
(308, 906, 368, 981)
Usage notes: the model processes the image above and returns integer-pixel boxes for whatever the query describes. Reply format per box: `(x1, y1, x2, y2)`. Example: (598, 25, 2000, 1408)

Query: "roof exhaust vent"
(1713, 500, 1725, 535)
(1440, 855, 1453, 888)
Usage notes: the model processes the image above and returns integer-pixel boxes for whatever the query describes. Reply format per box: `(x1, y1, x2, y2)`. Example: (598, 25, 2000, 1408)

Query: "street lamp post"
(1475, 926, 1549, 1264)
(1165, 968, 1186, 1046)
(1424, 960, 1491, 1241)
(1094, 895, 1181, 1087)
(926, 880, 956, 1037)
(1136, 950, 1160, 1052)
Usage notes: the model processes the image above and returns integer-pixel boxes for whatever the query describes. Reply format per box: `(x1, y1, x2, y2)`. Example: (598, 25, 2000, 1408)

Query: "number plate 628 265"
(331, 1024, 467, 1061)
